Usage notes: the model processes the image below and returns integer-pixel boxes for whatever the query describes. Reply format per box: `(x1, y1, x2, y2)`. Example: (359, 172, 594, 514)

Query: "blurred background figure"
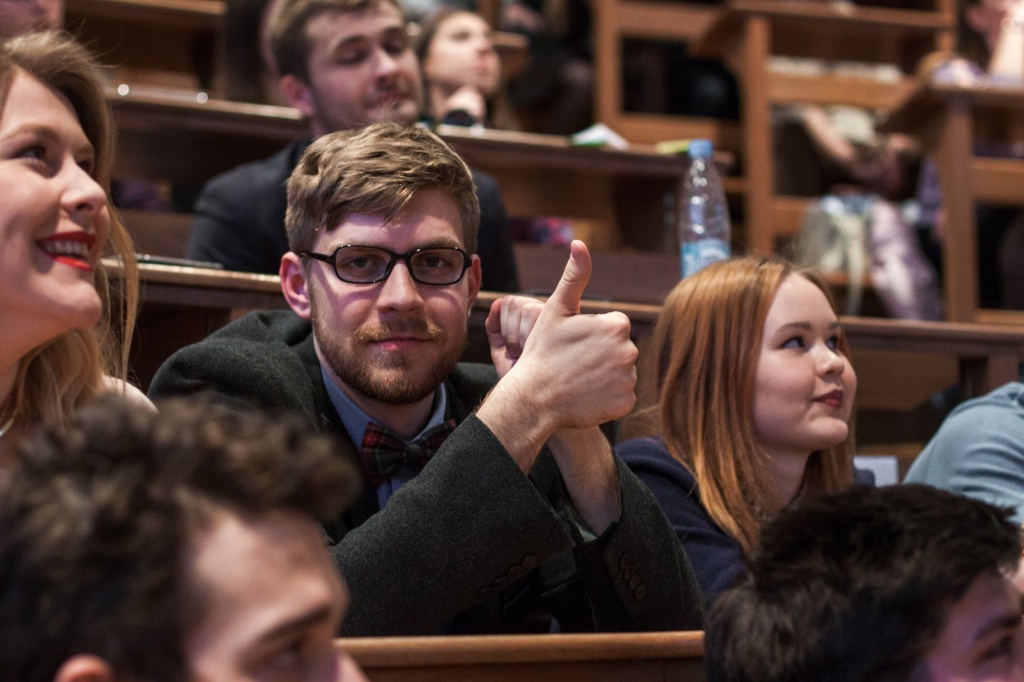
(0, 0, 62, 39)
(416, 8, 514, 128)
(0, 396, 367, 682)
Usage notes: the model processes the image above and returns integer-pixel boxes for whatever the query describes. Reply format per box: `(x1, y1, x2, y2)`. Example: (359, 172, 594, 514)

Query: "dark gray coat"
(149, 310, 702, 635)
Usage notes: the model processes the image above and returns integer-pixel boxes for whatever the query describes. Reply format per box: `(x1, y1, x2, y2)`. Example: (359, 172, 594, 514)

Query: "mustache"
(353, 318, 447, 344)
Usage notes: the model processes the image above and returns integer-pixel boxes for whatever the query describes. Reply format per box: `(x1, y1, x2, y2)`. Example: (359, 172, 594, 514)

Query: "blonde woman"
(0, 31, 148, 471)
(617, 257, 861, 604)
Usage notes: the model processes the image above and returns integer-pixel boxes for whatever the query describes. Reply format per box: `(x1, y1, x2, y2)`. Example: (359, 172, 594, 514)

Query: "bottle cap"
(688, 139, 714, 158)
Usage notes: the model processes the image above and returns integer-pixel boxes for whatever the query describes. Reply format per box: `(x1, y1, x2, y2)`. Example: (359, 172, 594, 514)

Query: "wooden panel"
(341, 632, 706, 682)
(769, 73, 911, 109)
(970, 157, 1024, 205)
(115, 262, 1024, 421)
(120, 209, 192, 259)
(595, 113, 742, 150)
(615, 1, 718, 41)
(771, 196, 812, 243)
(67, 0, 223, 90)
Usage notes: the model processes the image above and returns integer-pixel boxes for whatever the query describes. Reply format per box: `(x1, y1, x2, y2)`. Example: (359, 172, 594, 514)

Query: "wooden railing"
(339, 632, 706, 682)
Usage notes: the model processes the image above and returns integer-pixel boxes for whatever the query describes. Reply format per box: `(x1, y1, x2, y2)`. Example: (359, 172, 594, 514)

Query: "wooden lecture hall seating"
(882, 80, 1024, 324)
(76, 0, 1024, 465)
(595, 0, 957, 259)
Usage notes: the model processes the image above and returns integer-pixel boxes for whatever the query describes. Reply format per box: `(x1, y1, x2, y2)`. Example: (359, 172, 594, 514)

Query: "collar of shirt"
(319, 362, 449, 489)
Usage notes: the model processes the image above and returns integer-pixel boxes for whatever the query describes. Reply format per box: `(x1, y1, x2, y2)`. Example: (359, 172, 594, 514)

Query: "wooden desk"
(694, 0, 954, 255)
(67, 0, 223, 90)
(340, 632, 706, 682)
(107, 89, 731, 252)
(437, 125, 740, 251)
(115, 262, 287, 387)
(881, 81, 1024, 323)
(108, 86, 305, 184)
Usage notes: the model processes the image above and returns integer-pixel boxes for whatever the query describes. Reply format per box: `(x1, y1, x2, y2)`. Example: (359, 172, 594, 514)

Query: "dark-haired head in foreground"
(706, 484, 1024, 682)
(0, 396, 367, 682)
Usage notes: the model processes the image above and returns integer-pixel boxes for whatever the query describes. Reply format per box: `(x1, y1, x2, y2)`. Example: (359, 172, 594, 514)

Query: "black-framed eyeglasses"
(299, 245, 472, 286)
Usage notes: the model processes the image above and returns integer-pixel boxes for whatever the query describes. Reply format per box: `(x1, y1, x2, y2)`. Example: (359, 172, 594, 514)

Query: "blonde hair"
(0, 31, 138, 427)
(628, 256, 855, 553)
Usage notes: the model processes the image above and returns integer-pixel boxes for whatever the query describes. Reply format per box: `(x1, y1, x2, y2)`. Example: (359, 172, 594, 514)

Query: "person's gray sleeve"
(906, 399, 1024, 525)
(568, 457, 705, 631)
(335, 415, 574, 635)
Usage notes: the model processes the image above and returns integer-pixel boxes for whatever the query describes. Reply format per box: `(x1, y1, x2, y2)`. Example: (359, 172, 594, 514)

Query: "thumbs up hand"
(486, 241, 638, 433)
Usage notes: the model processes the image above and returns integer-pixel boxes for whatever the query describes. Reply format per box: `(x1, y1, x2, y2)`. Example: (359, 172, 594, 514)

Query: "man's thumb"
(546, 240, 591, 314)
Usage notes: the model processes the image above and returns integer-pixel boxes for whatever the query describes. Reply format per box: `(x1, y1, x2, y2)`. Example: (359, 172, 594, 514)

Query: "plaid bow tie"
(358, 418, 457, 487)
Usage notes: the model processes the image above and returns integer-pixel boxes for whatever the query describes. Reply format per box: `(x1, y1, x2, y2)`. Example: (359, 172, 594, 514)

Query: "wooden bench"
(881, 81, 1024, 324)
(339, 632, 706, 682)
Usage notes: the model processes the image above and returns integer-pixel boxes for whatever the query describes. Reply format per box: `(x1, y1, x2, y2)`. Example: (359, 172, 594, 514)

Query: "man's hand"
(477, 240, 638, 471)
(485, 294, 544, 378)
(509, 240, 638, 430)
(438, 85, 487, 125)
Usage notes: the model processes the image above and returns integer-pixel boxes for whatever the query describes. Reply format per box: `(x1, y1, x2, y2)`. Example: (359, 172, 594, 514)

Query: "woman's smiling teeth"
(37, 234, 95, 270)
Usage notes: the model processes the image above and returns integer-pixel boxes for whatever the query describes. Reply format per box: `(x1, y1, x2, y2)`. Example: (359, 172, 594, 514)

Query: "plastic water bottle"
(680, 139, 731, 277)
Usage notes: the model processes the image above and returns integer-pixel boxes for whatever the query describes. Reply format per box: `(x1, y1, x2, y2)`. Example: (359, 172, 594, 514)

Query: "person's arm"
(988, 3, 1024, 80)
(478, 241, 636, 529)
(147, 318, 580, 635)
(906, 393, 1024, 525)
(617, 438, 747, 606)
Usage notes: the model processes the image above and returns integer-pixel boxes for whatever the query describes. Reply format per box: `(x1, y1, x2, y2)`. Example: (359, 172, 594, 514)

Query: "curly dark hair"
(705, 484, 1022, 682)
(0, 396, 359, 682)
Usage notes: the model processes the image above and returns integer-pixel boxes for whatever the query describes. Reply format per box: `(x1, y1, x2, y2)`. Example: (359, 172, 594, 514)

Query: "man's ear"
(53, 655, 116, 682)
(280, 252, 313, 320)
(279, 74, 317, 119)
(466, 255, 482, 313)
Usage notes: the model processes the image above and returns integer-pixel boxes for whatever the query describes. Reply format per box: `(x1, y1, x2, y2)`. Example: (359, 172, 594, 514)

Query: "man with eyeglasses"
(150, 122, 703, 636)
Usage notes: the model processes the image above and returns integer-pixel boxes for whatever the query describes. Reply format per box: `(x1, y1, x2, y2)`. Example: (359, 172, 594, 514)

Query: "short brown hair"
(626, 256, 855, 553)
(285, 121, 480, 253)
(270, 0, 402, 82)
(0, 31, 139, 427)
(0, 396, 359, 682)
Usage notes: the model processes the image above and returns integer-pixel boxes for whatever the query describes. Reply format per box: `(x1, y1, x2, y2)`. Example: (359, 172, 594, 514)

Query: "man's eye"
(979, 635, 1014, 662)
(336, 49, 368, 65)
(341, 255, 383, 270)
(420, 255, 448, 268)
(384, 37, 409, 54)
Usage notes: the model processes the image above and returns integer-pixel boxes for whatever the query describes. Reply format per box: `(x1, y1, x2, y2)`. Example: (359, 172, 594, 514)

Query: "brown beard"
(311, 296, 467, 405)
